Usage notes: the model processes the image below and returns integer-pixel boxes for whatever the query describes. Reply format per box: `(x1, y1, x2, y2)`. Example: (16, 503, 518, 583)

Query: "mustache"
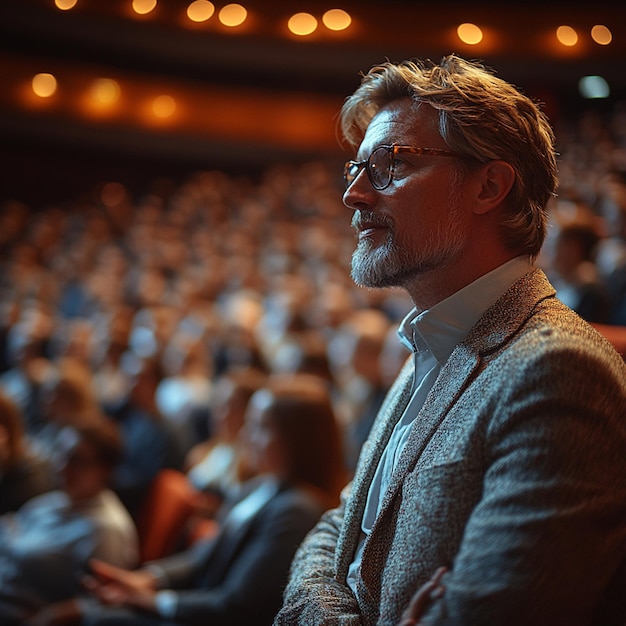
(351, 211, 393, 230)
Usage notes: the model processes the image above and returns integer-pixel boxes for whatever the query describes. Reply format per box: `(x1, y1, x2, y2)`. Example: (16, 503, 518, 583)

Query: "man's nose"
(343, 171, 376, 211)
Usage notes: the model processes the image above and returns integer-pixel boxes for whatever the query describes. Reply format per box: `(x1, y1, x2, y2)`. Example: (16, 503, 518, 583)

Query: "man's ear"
(473, 160, 515, 215)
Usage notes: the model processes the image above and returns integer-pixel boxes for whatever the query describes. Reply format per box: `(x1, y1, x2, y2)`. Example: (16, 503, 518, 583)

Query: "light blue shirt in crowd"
(347, 256, 534, 600)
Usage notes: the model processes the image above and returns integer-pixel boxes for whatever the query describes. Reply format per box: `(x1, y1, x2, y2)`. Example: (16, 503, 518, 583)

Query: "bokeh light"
(89, 78, 121, 106)
(556, 25, 578, 47)
(187, 0, 215, 23)
(288, 13, 318, 36)
(322, 9, 351, 32)
(579, 75, 610, 99)
(132, 0, 157, 16)
(54, 0, 78, 9)
(152, 94, 176, 119)
(457, 23, 483, 45)
(218, 4, 247, 27)
(32, 73, 57, 98)
(591, 25, 612, 45)
(100, 182, 128, 208)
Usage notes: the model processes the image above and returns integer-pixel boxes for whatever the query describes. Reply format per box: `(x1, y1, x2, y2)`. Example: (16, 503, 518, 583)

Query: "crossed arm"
(274, 491, 363, 626)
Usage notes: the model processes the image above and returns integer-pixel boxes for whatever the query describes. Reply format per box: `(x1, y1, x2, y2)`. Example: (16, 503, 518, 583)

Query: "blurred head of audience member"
(243, 373, 347, 508)
(186, 367, 267, 515)
(548, 220, 610, 323)
(54, 419, 124, 504)
(0, 391, 53, 515)
(32, 356, 103, 467)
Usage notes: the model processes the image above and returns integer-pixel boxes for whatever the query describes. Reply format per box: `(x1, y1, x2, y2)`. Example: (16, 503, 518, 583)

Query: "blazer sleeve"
(274, 483, 363, 626)
(171, 488, 325, 626)
(420, 331, 626, 625)
(276, 360, 414, 626)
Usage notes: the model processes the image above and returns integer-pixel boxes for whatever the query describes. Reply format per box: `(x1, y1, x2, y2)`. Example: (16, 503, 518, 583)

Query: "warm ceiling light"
(187, 0, 215, 23)
(32, 73, 57, 98)
(218, 4, 247, 27)
(152, 94, 176, 119)
(132, 0, 157, 15)
(322, 9, 351, 31)
(288, 12, 318, 36)
(55, 0, 78, 9)
(457, 23, 483, 45)
(556, 25, 578, 47)
(591, 24, 612, 45)
(90, 78, 121, 106)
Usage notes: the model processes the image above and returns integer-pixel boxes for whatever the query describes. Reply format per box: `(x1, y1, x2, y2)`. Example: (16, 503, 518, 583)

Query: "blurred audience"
(545, 219, 611, 323)
(594, 170, 626, 282)
(57, 373, 345, 626)
(29, 357, 102, 469)
(0, 391, 53, 515)
(328, 308, 392, 472)
(0, 302, 54, 433)
(0, 419, 138, 625)
(104, 355, 184, 518)
(185, 367, 266, 516)
(155, 331, 214, 457)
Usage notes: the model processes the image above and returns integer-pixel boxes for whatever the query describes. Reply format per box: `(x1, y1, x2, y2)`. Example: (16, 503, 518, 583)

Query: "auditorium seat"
(135, 469, 216, 562)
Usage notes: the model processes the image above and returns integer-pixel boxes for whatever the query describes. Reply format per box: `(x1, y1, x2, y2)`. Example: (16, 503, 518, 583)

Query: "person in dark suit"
(32, 373, 345, 626)
(273, 55, 626, 626)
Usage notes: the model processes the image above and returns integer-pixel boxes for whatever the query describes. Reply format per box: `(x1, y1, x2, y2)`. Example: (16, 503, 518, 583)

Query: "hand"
(82, 559, 158, 613)
(398, 566, 448, 626)
(25, 599, 82, 626)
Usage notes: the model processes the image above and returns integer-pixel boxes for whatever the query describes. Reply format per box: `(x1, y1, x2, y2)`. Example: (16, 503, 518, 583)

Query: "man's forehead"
(358, 101, 439, 154)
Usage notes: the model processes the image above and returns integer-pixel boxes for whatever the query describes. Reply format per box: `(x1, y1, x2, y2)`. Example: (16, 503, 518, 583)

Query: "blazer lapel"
(335, 361, 414, 579)
(362, 268, 557, 574)
(380, 343, 481, 511)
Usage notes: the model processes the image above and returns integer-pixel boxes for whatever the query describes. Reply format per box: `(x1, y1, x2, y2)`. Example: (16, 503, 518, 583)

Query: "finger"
(430, 566, 448, 586)
(82, 574, 96, 589)
(404, 567, 449, 622)
(405, 579, 440, 617)
(101, 586, 125, 605)
(88, 559, 126, 582)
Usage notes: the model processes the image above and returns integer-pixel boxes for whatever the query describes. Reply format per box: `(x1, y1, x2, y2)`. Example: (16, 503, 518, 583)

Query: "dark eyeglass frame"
(343, 144, 461, 190)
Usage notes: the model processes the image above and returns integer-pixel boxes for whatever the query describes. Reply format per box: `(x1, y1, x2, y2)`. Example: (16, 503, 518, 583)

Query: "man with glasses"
(274, 55, 626, 626)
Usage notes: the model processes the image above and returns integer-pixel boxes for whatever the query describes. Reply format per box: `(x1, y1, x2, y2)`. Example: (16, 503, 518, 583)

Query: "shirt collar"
(398, 256, 534, 365)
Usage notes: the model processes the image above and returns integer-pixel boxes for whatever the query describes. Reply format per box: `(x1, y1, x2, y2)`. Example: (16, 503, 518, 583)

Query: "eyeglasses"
(343, 144, 460, 191)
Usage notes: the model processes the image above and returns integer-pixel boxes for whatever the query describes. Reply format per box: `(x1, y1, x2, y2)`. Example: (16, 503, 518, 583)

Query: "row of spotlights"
(30, 74, 178, 119)
(457, 23, 613, 46)
(52, 2, 616, 45)
(53, 0, 352, 34)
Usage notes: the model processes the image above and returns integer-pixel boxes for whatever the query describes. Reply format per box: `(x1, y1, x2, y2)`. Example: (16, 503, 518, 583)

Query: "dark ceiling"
(1, 0, 625, 206)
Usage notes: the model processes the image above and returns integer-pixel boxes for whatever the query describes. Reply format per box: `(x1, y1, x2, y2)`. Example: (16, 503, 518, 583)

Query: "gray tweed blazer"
(275, 269, 626, 626)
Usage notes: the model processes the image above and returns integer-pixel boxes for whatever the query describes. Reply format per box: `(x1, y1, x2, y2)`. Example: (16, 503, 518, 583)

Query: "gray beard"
(350, 216, 465, 289)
